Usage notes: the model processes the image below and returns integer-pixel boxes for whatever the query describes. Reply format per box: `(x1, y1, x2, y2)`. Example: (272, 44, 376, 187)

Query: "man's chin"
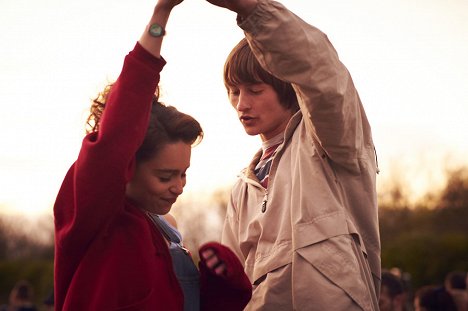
(244, 129, 260, 136)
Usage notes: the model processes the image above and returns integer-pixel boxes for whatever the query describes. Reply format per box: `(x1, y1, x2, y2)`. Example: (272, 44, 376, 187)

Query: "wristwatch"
(149, 23, 165, 37)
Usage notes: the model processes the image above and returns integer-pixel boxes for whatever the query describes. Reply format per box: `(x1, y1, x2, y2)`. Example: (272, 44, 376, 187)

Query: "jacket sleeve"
(54, 43, 166, 252)
(239, 0, 375, 173)
(198, 242, 252, 311)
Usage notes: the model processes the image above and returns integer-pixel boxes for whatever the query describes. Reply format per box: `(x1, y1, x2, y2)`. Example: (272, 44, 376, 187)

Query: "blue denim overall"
(149, 214, 200, 311)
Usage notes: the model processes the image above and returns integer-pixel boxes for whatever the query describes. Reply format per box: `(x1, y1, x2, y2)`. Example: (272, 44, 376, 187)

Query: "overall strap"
(147, 213, 181, 244)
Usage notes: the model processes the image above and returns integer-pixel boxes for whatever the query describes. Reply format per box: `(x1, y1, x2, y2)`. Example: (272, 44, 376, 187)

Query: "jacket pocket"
(295, 235, 374, 310)
(251, 264, 293, 310)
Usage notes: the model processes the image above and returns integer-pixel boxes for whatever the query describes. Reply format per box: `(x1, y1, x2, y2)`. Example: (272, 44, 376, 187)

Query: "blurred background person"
(444, 270, 468, 311)
(414, 285, 457, 311)
(0, 280, 38, 311)
(380, 270, 406, 311)
(41, 289, 53, 311)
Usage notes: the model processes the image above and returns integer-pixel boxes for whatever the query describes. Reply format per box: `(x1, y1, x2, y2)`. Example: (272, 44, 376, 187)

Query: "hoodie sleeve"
(198, 242, 252, 311)
(54, 42, 166, 254)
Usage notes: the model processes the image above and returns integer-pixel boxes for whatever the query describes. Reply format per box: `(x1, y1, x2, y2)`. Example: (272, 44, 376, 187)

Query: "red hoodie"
(54, 43, 251, 311)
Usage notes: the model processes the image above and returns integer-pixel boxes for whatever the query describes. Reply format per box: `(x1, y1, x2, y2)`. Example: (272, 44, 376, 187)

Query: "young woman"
(53, 0, 251, 310)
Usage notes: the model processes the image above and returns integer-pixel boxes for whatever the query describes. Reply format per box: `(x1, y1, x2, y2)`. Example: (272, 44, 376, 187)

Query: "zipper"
(374, 145, 380, 174)
(261, 189, 268, 213)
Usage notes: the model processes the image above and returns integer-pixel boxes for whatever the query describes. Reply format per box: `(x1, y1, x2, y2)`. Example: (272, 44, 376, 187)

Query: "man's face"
(228, 83, 294, 141)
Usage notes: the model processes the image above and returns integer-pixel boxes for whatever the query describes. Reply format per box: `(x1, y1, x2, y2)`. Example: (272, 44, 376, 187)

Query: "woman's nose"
(170, 178, 184, 195)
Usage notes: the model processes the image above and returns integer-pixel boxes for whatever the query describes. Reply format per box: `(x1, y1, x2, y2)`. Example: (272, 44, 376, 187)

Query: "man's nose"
(236, 92, 251, 111)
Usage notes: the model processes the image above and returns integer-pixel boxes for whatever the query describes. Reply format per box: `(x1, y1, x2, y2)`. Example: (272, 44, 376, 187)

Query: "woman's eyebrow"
(153, 168, 187, 174)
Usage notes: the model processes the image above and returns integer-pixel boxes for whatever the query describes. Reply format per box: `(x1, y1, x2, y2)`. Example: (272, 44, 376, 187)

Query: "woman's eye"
(158, 176, 171, 183)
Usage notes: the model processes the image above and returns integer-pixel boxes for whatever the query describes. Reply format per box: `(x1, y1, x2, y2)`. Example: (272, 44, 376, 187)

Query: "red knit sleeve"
(54, 43, 165, 254)
(198, 242, 252, 311)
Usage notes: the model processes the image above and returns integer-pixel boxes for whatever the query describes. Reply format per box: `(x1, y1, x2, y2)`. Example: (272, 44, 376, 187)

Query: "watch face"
(149, 24, 165, 37)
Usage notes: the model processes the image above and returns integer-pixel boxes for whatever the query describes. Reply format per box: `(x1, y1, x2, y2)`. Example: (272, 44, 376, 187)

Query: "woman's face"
(126, 141, 191, 215)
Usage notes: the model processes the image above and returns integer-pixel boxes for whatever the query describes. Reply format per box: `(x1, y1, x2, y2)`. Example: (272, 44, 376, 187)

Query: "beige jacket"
(221, 1, 381, 310)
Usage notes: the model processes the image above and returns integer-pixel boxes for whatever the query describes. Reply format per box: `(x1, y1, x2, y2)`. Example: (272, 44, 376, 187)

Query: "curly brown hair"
(86, 83, 114, 134)
(86, 83, 203, 163)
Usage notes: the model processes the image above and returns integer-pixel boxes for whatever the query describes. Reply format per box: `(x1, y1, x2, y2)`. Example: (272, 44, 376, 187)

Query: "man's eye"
(229, 89, 240, 96)
(250, 88, 263, 94)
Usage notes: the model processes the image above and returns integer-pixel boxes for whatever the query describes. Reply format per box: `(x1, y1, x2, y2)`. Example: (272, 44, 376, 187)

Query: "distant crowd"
(0, 280, 52, 311)
(380, 268, 468, 311)
(1, 268, 467, 311)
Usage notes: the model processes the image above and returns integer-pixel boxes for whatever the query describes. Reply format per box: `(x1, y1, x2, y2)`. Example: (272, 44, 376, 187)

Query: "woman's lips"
(161, 197, 177, 205)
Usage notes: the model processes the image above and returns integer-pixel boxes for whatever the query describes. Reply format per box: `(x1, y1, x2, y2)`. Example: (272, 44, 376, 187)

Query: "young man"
(205, 0, 381, 310)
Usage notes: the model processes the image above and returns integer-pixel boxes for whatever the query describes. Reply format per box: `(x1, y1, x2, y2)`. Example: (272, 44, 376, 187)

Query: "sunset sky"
(1, 0, 467, 216)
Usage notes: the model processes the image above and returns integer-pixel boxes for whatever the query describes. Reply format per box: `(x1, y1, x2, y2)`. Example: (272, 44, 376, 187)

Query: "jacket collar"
(242, 110, 303, 182)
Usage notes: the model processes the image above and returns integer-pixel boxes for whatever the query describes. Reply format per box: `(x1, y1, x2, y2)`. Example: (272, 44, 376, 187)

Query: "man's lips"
(240, 115, 255, 122)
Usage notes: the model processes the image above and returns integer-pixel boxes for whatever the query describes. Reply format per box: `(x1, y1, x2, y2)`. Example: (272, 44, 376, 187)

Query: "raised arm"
(139, 0, 183, 58)
(205, 0, 376, 173)
(55, 0, 183, 253)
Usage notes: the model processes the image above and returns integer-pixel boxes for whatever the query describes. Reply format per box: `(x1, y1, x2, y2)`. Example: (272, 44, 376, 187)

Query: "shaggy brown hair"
(224, 38, 299, 112)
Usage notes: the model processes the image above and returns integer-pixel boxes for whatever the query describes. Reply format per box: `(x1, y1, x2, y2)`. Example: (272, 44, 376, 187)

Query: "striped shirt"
(254, 134, 284, 188)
